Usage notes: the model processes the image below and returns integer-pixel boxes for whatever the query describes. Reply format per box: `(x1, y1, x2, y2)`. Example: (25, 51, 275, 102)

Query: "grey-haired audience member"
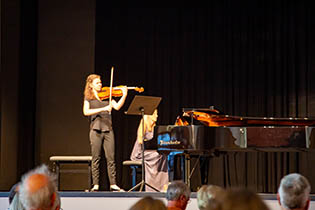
(277, 173, 311, 210)
(166, 180, 191, 210)
(197, 185, 226, 210)
(9, 164, 61, 210)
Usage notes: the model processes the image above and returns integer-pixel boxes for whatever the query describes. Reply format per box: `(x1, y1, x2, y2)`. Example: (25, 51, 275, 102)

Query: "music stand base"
(128, 180, 160, 192)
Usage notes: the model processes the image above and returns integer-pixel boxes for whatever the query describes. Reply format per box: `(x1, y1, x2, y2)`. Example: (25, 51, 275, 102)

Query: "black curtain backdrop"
(0, 0, 38, 189)
(95, 4, 315, 192)
(17, 0, 38, 178)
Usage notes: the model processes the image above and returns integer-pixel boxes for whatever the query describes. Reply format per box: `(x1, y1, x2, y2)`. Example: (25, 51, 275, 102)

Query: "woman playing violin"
(83, 74, 127, 191)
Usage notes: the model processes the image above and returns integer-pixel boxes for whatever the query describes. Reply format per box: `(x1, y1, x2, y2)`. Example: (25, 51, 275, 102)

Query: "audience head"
(277, 173, 311, 210)
(18, 164, 60, 210)
(166, 180, 191, 210)
(129, 196, 166, 210)
(221, 188, 269, 210)
(197, 185, 226, 210)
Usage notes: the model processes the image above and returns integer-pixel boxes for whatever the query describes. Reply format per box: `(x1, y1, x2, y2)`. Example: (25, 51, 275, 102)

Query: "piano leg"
(199, 156, 209, 185)
(183, 153, 191, 188)
(184, 154, 209, 188)
(167, 151, 184, 182)
(168, 152, 208, 189)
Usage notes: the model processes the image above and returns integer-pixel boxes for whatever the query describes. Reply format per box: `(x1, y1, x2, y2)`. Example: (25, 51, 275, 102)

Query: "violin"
(98, 85, 144, 100)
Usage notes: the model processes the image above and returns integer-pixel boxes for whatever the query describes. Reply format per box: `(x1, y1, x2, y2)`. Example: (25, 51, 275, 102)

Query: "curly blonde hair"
(197, 185, 226, 210)
(84, 74, 100, 100)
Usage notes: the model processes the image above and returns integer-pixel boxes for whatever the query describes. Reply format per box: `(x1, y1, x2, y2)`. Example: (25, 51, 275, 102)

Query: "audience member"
(8, 182, 20, 205)
(197, 185, 226, 210)
(221, 188, 269, 210)
(9, 164, 61, 210)
(277, 173, 311, 210)
(9, 183, 25, 210)
(166, 180, 191, 210)
(129, 196, 167, 210)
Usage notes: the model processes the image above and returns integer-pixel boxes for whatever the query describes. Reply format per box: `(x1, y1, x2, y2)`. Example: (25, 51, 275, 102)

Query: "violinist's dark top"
(86, 99, 112, 132)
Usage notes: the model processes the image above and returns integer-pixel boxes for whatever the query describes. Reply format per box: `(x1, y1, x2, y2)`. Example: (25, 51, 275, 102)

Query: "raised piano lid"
(179, 107, 315, 127)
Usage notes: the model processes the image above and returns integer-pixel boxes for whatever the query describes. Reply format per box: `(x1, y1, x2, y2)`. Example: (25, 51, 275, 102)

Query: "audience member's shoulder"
(8, 182, 20, 205)
(8, 191, 26, 210)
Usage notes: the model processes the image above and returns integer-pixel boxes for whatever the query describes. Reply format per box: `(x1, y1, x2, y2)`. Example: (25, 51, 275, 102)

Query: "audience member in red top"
(166, 180, 191, 210)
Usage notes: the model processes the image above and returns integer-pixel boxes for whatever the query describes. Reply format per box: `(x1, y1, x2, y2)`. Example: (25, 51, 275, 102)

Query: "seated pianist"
(130, 109, 169, 192)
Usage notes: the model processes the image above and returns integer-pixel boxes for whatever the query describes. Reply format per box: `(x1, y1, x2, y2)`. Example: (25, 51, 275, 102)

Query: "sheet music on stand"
(125, 95, 161, 116)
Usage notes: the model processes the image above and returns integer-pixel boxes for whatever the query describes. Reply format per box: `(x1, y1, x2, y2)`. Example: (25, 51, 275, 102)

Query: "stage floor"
(1, 191, 315, 210)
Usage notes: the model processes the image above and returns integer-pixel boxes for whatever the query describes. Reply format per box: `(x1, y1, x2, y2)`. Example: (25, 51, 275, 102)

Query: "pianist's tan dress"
(130, 131, 169, 192)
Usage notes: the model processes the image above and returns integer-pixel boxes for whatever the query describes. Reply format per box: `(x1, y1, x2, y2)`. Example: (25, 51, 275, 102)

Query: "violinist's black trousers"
(89, 129, 116, 186)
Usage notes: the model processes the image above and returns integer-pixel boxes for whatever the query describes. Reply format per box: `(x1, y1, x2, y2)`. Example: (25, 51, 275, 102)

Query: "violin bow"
(109, 66, 114, 112)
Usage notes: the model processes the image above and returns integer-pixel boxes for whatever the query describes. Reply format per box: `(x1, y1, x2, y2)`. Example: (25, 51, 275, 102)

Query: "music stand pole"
(125, 95, 162, 192)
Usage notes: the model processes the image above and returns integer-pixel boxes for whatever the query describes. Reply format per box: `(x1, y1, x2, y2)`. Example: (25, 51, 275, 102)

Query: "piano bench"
(123, 160, 142, 189)
(49, 156, 92, 190)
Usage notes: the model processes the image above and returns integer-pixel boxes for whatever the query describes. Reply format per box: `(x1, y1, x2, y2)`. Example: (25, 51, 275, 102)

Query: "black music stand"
(125, 95, 162, 192)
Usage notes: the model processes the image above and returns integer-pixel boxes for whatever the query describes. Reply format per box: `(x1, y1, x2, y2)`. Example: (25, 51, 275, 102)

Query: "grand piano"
(146, 107, 315, 186)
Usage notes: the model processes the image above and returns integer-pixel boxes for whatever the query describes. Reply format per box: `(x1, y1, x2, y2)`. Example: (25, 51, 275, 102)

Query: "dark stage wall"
(0, 0, 95, 190)
(1, 2, 315, 192)
(35, 0, 95, 190)
(0, 0, 21, 189)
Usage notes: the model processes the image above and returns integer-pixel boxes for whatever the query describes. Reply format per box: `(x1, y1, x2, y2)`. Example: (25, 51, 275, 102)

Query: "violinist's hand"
(103, 105, 112, 112)
(121, 86, 128, 96)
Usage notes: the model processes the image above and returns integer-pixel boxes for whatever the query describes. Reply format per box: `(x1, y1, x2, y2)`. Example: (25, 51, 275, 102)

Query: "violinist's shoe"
(90, 184, 99, 192)
(110, 184, 125, 192)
